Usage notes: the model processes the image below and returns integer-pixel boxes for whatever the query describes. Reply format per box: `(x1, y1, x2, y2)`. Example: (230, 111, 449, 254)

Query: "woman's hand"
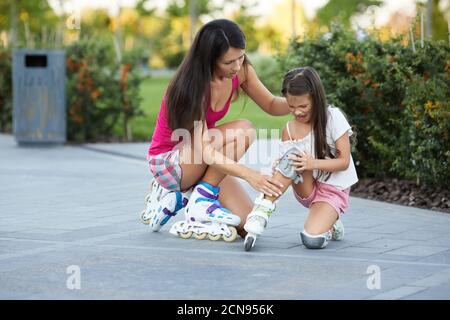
(245, 169, 284, 197)
(288, 151, 316, 172)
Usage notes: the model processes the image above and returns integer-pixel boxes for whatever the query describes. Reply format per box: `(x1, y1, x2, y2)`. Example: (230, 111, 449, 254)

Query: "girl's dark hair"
(281, 66, 336, 181)
(166, 19, 249, 131)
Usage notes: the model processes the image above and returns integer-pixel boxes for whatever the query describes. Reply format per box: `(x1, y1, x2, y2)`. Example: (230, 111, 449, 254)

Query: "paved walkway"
(1, 133, 449, 300)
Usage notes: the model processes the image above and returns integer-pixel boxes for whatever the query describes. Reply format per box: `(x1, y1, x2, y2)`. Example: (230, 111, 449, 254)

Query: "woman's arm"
(196, 122, 284, 196)
(239, 64, 290, 116)
(289, 133, 351, 173)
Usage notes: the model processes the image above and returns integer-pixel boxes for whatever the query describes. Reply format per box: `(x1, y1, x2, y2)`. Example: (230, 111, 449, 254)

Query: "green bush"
(66, 38, 143, 142)
(0, 46, 12, 133)
(276, 24, 449, 187)
(399, 74, 449, 187)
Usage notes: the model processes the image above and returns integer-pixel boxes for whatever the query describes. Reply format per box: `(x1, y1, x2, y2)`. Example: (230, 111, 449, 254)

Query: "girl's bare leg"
(303, 202, 339, 235)
(291, 170, 338, 235)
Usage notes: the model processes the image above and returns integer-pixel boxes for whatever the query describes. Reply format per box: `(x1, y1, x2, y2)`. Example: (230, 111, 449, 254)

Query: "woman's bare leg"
(200, 119, 255, 186)
(217, 175, 253, 237)
(178, 119, 255, 189)
(178, 119, 255, 194)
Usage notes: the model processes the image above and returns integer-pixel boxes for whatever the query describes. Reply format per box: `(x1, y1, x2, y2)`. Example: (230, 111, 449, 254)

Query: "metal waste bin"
(12, 49, 66, 144)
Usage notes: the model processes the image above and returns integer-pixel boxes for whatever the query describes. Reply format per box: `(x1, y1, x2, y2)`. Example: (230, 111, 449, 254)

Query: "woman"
(145, 19, 290, 241)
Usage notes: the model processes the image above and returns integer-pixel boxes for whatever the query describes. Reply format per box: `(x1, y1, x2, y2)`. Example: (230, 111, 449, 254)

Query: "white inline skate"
(140, 178, 191, 232)
(169, 181, 241, 242)
(331, 218, 345, 241)
(243, 193, 276, 251)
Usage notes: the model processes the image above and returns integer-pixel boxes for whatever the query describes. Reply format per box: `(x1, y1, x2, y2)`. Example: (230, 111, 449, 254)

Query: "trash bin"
(12, 49, 66, 144)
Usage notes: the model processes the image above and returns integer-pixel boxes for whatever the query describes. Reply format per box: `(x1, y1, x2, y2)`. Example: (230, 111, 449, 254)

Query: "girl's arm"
(289, 133, 351, 172)
(239, 64, 290, 116)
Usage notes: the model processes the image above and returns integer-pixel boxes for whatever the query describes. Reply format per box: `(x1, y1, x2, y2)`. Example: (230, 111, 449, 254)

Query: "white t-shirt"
(279, 106, 359, 190)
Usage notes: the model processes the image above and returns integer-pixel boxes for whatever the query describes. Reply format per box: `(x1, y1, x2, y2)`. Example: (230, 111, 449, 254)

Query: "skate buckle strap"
(162, 192, 184, 217)
(173, 191, 184, 212)
(162, 207, 176, 217)
(205, 202, 231, 215)
(194, 196, 232, 215)
(197, 187, 218, 200)
(181, 188, 192, 207)
(195, 183, 232, 216)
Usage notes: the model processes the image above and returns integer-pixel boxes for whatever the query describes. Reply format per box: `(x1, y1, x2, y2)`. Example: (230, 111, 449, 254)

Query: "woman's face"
(286, 93, 313, 124)
(214, 47, 245, 79)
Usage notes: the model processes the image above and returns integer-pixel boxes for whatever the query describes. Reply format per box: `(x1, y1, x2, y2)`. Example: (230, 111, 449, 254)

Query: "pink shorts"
(293, 181, 350, 216)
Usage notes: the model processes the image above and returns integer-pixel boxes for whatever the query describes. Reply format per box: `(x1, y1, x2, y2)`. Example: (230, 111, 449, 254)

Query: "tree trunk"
(291, 0, 296, 39)
(189, 0, 197, 44)
(9, 0, 18, 48)
(426, 0, 432, 38)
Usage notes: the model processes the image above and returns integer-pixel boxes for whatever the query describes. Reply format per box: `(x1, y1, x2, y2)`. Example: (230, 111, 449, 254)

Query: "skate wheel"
(179, 231, 193, 239)
(208, 233, 221, 241)
(222, 227, 238, 242)
(140, 210, 150, 225)
(194, 232, 207, 240)
(244, 235, 255, 251)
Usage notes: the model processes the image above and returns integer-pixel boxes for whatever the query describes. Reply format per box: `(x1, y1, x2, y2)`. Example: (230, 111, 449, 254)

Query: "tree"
(316, 0, 382, 28)
(0, 0, 59, 48)
(155, 0, 218, 67)
(428, 0, 448, 41)
(231, 0, 260, 52)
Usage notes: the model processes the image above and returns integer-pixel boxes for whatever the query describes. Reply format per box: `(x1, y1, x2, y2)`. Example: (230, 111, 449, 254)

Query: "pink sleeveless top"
(148, 75, 239, 157)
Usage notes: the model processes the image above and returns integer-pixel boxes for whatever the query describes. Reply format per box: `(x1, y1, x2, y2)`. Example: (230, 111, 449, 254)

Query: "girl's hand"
(288, 151, 316, 172)
(245, 169, 284, 197)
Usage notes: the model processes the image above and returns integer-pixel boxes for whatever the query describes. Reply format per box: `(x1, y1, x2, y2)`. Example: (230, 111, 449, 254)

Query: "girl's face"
(214, 47, 245, 79)
(286, 93, 313, 124)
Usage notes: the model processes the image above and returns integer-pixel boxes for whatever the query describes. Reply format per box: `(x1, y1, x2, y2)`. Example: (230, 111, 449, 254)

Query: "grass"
(130, 76, 291, 141)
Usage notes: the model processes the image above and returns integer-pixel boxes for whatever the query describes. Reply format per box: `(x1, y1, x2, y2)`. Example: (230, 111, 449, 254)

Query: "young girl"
(141, 19, 289, 241)
(243, 67, 358, 251)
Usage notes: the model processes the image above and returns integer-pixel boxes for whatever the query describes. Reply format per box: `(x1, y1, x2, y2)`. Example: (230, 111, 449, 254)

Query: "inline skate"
(331, 218, 345, 241)
(169, 181, 240, 242)
(243, 193, 276, 251)
(140, 178, 191, 232)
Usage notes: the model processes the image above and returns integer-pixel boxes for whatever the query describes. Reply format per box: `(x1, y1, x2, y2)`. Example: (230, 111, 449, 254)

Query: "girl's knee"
(303, 225, 327, 237)
(300, 229, 331, 249)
